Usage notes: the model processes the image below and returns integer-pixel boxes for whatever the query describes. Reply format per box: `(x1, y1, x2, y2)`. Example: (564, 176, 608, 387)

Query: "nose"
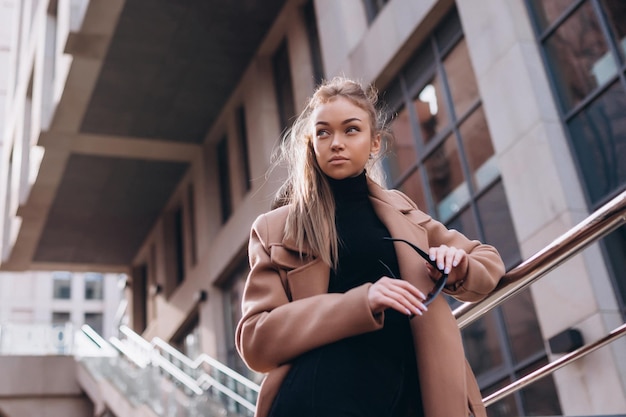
(330, 134, 344, 150)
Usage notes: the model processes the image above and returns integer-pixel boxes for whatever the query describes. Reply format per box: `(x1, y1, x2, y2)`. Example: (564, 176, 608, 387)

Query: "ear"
(370, 133, 381, 156)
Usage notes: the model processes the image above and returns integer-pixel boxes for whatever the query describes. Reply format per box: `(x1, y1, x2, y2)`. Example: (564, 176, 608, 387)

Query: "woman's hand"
(426, 245, 468, 285)
(368, 277, 428, 317)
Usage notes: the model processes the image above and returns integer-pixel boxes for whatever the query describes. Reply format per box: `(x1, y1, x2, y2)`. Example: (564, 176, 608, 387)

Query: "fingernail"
(444, 267, 451, 274)
(406, 308, 412, 316)
(429, 254, 435, 261)
(452, 260, 459, 267)
(438, 263, 444, 270)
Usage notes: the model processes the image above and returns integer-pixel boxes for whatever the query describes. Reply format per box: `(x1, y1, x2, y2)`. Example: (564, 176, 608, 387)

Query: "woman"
(236, 77, 505, 417)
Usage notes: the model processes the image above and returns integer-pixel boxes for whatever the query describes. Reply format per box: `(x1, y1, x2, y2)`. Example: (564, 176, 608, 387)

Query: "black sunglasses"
(379, 237, 448, 308)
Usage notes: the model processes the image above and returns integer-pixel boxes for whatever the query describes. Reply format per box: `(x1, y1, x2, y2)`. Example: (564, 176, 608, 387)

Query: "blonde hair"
(271, 76, 392, 268)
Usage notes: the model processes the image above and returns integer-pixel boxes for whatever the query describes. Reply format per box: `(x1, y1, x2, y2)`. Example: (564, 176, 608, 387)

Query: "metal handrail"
(483, 322, 626, 406)
(151, 337, 260, 392)
(451, 190, 626, 408)
(454, 190, 626, 328)
(114, 324, 258, 412)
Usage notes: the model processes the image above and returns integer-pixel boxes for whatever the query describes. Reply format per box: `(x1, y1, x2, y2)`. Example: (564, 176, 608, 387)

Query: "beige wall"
(0, 356, 93, 417)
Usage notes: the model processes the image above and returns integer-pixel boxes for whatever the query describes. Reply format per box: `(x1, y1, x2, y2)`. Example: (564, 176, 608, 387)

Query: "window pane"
(501, 289, 544, 363)
(85, 273, 104, 300)
(444, 38, 479, 118)
(545, 1, 618, 111)
(567, 81, 626, 204)
(527, 0, 575, 32)
(459, 106, 498, 191)
(413, 74, 450, 144)
(602, 226, 626, 316)
(85, 313, 103, 336)
(602, 0, 626, 59)
(397, 168, 427, 213)
(435, 10, 462, 53)
(463, 311, 504, 375)
(52, 272, 71, 299)
(484, 378, 517, 417)
(424, 135, 467, 222)
(518, 358, 563, 416)
(446, 206, 479, 242)
(477, 181, 522, 269)
(388, 106, 418, 182)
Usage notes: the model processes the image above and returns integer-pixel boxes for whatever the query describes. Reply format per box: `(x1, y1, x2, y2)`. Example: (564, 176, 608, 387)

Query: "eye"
(346, 126, 360, 134)
(316, 129, 330, 138)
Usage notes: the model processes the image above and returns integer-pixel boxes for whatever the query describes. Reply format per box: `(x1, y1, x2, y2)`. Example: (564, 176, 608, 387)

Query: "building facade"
(0, 0, 624, 416)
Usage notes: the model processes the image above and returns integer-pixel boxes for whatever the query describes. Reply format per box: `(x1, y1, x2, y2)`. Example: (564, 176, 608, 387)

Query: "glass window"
(52, 272, 71, 299)
(413, 76, 450, 144)
(463, 312, 504, 375)
(397, 168, 427, 213)
(362, 0, 389, 23)
(383, 8, 555, 414)
(52, 311, 70, 325)
(424, 135, 467, 222)
(500, 289, 544, 363)
(443, 38, 480, 119)
(459, 107, 499, 192)
(567, 81, 626, 204)
(388, 106, 418, 181)
(477, 182, 522, 269)
(484, 377, 516, 417)
(84, 273, 104, 300)
(85, 313, 103, 336)
(527, 0, 575, 32)
(544, 1, 618, 112)
(517, 359, 563, 416)
(602, 0, 626, 59)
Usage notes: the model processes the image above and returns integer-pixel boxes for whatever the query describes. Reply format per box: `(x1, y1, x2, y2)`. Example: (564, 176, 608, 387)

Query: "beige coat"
(236, 179, 505, 417)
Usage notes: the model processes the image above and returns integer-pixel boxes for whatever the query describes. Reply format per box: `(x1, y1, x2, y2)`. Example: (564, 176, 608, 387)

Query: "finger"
(378, 284, 427, 315)
(451, 248, 465, 268)
(435, 245, 448, 272)
(444, 246, 458, 274)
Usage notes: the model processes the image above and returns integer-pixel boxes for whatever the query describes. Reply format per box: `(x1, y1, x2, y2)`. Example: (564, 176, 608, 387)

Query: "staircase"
(77, 324, 259, 417)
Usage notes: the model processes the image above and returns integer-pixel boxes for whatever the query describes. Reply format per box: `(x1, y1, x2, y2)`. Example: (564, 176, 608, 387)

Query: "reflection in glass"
(459, 107, 498, 191)
(518, 359, 563, 416)
(462, 311, 503, 375)
(545, 1, 617, 111)
(501, 290, 543, 364)
(477, 181, 522, 269)
(602, 0, 626, 59)
(397, 168, 427, 212)
(527, 0, 574, 32)
(388, 106, 418, 183)
(444, 38, 479, 119)
(424, 135, 466, 222)
(413, 76, 449, 144)
(567, 82, 626, 205)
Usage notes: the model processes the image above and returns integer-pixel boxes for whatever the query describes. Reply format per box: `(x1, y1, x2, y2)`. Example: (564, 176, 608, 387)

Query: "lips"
(329, 156, 348, 162)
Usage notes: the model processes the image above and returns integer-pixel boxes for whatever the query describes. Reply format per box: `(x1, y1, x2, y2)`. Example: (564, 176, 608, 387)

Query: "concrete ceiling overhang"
(5, 0, 286, 272)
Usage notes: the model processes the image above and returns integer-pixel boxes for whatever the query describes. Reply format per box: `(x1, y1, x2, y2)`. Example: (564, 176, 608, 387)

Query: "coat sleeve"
(235, 213, 384, 373)
(423, 217, 505, 302)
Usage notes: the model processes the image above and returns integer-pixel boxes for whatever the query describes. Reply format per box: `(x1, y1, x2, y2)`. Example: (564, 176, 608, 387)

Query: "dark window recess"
(217, 136, 232, 222)
(235, 107, 251, 193)
(304, 0, 324, 85)
(272, 40, 296, 131)
(173, 206, 185, 285)
(187, 184, 197, 266)
(362, 0, 389, 23)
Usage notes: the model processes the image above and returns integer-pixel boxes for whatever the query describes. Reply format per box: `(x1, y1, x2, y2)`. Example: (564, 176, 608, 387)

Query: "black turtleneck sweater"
(268, 172, 423, 417)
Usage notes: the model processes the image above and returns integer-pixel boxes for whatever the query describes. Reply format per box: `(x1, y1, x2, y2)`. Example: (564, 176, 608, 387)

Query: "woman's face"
(311, 96, 380, 180)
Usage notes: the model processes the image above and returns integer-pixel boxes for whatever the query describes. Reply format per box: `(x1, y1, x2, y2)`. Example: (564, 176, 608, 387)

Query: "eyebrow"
(315, 117, 362, 126)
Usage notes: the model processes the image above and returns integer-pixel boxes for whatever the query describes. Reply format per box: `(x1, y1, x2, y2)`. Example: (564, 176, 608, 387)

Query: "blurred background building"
(0, 0, 624, 416)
